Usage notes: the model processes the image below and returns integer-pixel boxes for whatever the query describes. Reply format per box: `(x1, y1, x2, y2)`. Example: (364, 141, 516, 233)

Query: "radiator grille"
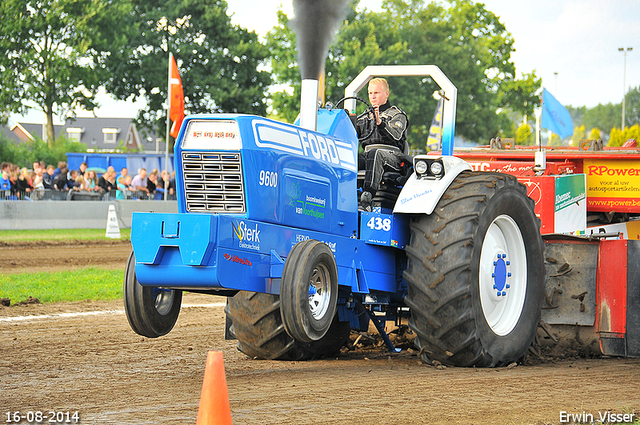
(182, 151, 245, 213)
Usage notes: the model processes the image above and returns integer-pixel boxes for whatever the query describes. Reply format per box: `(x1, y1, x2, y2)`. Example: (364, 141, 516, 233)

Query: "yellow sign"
(584, 159, 640, 212)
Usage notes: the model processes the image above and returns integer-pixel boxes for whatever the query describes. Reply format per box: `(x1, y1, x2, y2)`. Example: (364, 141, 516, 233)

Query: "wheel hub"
(479, 215, 527, 336)
(492, 252, 512, 297)
(152, 287, 175, 316)
(308, 265, 331, 320)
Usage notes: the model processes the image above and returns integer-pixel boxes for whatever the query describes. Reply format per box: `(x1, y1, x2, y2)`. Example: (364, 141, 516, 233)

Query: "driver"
(355, 78, 409, 211)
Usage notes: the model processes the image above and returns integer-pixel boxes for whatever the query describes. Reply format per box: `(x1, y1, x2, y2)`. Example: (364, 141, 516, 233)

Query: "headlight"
(430, 161, 443, 175)
(413, 158, 445, 179)
(415, 160, 428, 175)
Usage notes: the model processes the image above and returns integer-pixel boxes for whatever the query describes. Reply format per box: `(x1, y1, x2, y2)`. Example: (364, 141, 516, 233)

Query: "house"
(63, 117, 166, 152)
(3, 117, 167, 153)
(2, 122, 62, 143)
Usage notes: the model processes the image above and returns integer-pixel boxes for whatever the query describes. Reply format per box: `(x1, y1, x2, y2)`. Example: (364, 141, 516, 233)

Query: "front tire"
(225, 291, 350, 360)
(404, 172, 544, 367)
(280, 240, 338, 343)
(123, 251, 182, 338)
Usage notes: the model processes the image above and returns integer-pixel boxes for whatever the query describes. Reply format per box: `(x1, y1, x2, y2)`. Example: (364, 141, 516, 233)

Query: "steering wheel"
(333, 96, 376, 141)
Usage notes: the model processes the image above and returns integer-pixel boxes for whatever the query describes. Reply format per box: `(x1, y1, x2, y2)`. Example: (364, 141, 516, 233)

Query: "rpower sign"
(584, 159, 640, 213)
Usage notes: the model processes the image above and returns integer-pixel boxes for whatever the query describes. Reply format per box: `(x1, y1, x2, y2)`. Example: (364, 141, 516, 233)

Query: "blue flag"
(541, 88, 573, 139)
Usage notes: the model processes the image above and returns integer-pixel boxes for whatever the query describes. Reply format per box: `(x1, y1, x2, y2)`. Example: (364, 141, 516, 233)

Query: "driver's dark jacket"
(355, 101, 408, 151)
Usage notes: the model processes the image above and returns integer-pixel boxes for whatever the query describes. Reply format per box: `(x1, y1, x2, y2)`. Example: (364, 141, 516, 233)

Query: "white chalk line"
(0, 302, 225, 323)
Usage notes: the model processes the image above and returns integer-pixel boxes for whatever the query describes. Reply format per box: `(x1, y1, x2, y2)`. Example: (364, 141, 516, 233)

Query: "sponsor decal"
(191, 130, 237, 139)
(223, 253, 253, 266)
(292, 234, 336, 252)
(399, 188, 433, 205)
(583, 159, 640, 212)
(295, 195, 326, 219)
(287, 182, 326, 220)
(232, 221, 261, 251)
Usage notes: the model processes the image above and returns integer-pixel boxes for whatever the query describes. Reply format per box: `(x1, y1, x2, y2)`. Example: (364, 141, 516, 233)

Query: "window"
(103, 128, 120, 144)
(66, 127, 83, 142)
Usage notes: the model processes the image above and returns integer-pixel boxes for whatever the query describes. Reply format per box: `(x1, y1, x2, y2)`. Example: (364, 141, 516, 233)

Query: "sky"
(11, 0, 640, 125)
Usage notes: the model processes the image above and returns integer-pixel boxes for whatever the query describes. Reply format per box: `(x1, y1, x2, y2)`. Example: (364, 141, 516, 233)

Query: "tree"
(589, 127, 601, 140)
(500, 72, 542, 118)
(625, 86, 640, 127)
(0, 0, 113, 144)
(583, 102, 620, 134)
(265, 0, 539, 147)
(101, 0, 270, 136)
(573, 125, 586, 144)
(515, 123, 533, 145)
(609, 124, 640, 147)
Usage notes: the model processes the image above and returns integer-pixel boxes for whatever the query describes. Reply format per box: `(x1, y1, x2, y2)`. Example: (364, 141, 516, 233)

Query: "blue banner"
(427, 97, 443, 151)
(541, 88, 573, 139)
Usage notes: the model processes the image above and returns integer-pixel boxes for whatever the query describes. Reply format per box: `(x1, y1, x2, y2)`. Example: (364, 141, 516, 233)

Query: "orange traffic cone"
(195, 351, 232, 425)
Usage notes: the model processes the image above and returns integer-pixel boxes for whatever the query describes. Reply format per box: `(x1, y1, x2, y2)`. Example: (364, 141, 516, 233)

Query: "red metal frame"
(596, 239, 628, 339)
(452, 145, 640, 214)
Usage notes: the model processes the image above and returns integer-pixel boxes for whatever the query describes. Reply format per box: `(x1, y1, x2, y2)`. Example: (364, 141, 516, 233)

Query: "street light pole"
(619, 47, 633, 130)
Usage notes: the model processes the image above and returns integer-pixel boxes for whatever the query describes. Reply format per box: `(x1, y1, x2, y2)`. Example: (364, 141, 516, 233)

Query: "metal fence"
(0, 189, 176, 202)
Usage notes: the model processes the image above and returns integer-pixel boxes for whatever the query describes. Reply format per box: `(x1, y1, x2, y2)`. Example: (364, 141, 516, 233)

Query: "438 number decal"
(366, 216, 391, 232)
(259, 170, 278, 187)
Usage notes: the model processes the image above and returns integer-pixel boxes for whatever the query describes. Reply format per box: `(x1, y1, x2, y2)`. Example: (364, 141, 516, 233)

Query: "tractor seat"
(357, 144, 413, 209)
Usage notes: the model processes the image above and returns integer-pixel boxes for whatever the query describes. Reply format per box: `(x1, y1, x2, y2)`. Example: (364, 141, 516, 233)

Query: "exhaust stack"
(299, 78, 319, 131)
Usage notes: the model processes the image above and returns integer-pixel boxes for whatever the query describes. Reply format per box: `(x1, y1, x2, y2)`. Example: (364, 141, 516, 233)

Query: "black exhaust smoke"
(290, 0, 350, 80)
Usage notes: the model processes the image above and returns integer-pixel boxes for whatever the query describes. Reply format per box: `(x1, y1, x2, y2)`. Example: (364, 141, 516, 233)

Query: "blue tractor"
(124, 65, 545, 367)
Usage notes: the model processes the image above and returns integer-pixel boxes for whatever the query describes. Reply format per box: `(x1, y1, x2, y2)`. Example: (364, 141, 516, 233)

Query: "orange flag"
(169, 54, 185, 138)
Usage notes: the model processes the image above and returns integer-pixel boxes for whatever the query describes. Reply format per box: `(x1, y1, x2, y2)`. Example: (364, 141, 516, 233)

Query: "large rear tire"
(123, 251, 182, 338)
(404, 172, 544, 367)
(226, 291, 350, 360)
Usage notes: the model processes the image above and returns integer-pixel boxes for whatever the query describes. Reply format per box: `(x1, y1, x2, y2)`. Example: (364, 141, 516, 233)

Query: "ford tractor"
(124, 65, 546, 367)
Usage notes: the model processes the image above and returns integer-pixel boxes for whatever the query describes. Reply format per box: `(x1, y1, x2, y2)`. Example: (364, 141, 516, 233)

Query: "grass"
(0, 228, 130, 242)
(0, 229, 127, 304)
(0, 268, 124, 304)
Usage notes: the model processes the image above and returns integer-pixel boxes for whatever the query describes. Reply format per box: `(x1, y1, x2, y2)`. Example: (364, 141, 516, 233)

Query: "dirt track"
(1, 241, 639, 425)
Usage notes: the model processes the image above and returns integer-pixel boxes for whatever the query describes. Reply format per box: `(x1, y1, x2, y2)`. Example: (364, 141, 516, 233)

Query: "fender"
(393, 155, 472, 215)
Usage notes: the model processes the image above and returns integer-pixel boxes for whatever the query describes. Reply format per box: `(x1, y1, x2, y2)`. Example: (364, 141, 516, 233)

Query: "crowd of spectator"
(0, 160, 176, 201)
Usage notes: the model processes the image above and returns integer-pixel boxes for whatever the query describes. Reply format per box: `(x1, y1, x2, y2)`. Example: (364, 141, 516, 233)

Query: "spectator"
(85, 170, 100, 192)
(156, 170, 168, 199)
(98, 169, 117, 195)
(16, 168, 33, 198)
(1, 161, 11, 176)
(158, 170, 166, 189)
(42, 165, 55, 189)
(8, 171, 19, 198)
(68, 170, 79, 190)
(147, 170, 158, 196)
(32, 162, 41, 180)
(78, 162, 88, 176)
(0, 166, 11, 192)
(32, 168, 44, 191)
(53, 161, 66, 178)
(31, 168, 44, 200)
(53, 166, 77, 191)
(131, 168, 149, 194)
(168, 171, 176, 200)
(116, 167, 128, 186)
(116, 175, 133, 200)
(74, 175, 89, 191)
